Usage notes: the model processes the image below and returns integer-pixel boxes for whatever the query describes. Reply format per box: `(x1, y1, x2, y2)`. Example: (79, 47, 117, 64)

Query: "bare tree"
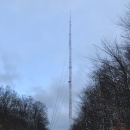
(0, 86, 49, 130)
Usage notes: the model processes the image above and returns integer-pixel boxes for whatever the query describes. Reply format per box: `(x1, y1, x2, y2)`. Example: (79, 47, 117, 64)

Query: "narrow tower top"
(70, 10, 71, 20)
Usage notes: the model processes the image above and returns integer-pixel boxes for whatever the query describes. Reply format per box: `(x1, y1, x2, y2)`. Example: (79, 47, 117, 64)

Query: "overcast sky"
(0, 0, 129, 130)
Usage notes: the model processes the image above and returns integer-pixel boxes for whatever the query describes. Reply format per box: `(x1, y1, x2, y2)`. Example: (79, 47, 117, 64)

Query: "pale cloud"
(25, 65, 86, 130)
(0, 52, 20, 87)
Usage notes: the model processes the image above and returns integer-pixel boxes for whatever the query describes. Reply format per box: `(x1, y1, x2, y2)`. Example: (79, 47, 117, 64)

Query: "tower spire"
(69, 10, 72, 129)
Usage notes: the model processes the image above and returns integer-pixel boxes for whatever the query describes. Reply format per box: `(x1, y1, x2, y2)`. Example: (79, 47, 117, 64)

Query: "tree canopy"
(0, 86, 49, 130)
(71, 3, 130, 130)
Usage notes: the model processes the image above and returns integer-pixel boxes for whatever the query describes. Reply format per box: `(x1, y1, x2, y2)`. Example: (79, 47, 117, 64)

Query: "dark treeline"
(71, 4, 130, 130)
(0, 86, 49, 130)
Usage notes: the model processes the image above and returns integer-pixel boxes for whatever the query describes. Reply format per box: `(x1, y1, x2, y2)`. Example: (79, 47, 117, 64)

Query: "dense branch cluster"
(0, 86, 49, 130)
(71, 4, 130, 130)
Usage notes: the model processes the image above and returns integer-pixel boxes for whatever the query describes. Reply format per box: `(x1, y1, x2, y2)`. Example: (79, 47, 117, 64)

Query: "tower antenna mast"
(69, 11, 72, 129)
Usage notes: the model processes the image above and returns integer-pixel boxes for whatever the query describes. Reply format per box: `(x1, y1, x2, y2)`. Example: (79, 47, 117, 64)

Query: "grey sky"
(0, 0, 129, 130)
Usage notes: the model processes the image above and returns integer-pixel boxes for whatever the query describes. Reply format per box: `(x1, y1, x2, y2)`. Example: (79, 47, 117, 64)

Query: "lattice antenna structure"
(69, 11, 72, 129)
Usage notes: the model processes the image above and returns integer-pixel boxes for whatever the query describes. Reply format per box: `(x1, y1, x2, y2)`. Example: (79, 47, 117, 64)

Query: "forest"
(71, 3, 130, 130)
(0, 86, 49, 130)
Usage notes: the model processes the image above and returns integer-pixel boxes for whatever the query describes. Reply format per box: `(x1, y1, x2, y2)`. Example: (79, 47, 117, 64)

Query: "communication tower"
(69, 12, 72, 129)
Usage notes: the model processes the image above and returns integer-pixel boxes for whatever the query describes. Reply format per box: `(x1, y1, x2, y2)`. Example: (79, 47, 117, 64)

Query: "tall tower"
(69, 12, 72, 129)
